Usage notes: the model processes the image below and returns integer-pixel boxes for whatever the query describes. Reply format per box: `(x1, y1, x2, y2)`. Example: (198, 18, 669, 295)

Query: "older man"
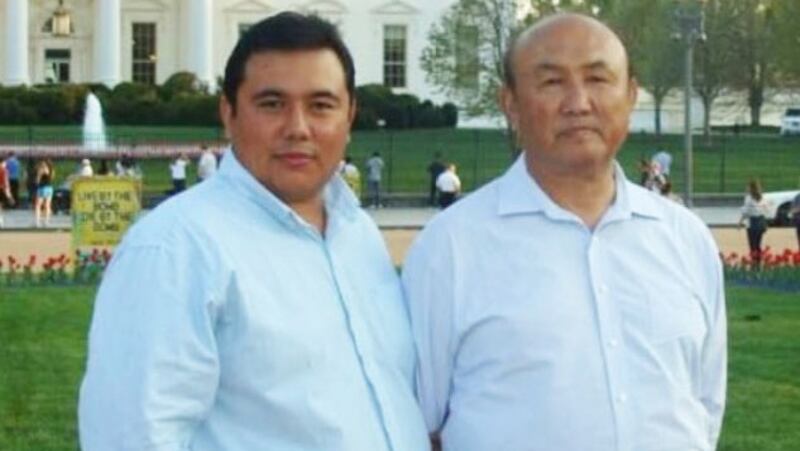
(79, 12, 428, 451)
(403, 13, 726, 451)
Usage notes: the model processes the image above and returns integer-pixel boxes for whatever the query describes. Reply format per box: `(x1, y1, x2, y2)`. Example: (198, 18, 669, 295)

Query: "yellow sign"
(71, 177, 142, 248)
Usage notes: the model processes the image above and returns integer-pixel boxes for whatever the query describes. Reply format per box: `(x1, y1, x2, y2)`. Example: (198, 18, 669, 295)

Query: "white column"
(187, 0, 214, 89)
(93, 0, 121, 87)
(4, 0, 30, 85)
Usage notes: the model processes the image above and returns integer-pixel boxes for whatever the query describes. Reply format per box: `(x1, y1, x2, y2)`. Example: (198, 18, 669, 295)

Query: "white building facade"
(0, 0, 451, 100)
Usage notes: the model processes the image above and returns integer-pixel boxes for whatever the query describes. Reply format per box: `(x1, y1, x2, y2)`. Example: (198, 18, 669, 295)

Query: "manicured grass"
(2, 126, 800, 197)
(0, 283, 798, 450)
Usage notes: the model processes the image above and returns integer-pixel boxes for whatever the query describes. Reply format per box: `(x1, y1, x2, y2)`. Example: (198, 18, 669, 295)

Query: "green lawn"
(2, 126, 800, 198)
(0, 284, 798, 450)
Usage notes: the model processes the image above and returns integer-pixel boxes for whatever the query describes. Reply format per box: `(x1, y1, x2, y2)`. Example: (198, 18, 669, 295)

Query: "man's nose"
(562, 82, 592, 115)
(285, 105, 311, 139)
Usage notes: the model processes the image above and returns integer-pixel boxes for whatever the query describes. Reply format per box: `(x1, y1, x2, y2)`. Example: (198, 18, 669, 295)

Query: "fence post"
(387, 130, 394, 194)
(472, 129, 479, 191)
(719, 131, 727, 193)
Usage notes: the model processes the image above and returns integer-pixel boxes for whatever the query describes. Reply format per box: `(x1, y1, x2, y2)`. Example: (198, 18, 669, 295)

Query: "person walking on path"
(169, 153, 190, 194)
(34, 159, 55, 227)
(365, 151, 385, 208)
(5, 151, 21, 208)
(738, 179, 770, 266)
(197, 145, 218, 181)
(790, 192, 800, 250)
(435, 163, 461, 209)
(427, 153, 446, 206)
(0, 156, 14, 227)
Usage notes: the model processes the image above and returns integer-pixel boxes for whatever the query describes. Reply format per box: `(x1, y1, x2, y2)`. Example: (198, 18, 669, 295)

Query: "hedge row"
(0, 74, 457, 129)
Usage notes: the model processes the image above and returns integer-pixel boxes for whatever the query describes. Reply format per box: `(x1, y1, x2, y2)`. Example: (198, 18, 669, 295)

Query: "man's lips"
(557, 126, 600, 137)
(276, 152, 314, 168)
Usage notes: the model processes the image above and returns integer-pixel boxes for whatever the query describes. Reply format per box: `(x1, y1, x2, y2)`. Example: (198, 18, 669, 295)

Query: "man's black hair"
(222, 12, 355, 109)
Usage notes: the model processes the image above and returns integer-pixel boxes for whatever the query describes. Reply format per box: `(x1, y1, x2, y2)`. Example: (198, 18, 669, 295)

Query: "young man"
(403, 13, 726, 451)
(79, 13, 428, 451)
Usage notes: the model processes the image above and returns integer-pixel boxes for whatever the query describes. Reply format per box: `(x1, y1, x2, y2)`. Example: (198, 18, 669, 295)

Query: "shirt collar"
(496, 154, 664, 222)
(217, 147, 360, 229)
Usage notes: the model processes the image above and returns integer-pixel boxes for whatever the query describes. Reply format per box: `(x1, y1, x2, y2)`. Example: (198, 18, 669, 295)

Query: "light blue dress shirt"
(79, 149, 429, 451)
(402, 156, 727, 451)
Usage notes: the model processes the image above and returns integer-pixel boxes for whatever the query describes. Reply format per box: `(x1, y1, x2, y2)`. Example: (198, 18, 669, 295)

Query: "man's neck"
(525, 156, 617, 230)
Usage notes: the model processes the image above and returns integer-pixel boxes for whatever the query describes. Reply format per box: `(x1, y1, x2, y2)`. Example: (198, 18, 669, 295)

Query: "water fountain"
(83, 92, 107, 152)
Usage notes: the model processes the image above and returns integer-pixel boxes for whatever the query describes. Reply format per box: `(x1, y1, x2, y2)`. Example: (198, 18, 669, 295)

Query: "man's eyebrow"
(584, 61, 613, 72)
(250, 88, 283, 101)
(249, 89, 342, 102)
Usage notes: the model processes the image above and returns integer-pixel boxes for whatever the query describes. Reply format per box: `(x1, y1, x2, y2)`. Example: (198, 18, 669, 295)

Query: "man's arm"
(699, 234, 727, 447)
(79, 243, 221, 451)
(401, 226, 457, 439)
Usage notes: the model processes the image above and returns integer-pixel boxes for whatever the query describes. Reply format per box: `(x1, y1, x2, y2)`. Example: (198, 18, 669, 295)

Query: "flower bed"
(1, 249, 112, 286)
(722, 248, 800, 291)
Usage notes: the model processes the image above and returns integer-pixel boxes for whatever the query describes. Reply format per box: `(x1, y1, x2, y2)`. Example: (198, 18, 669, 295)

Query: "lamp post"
(673, 0, 705, 207)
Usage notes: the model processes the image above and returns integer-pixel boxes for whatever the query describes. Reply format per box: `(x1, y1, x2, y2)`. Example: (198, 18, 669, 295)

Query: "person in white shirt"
(435, 163, 461, 209)
(79, 12, 428, 451)
(403, 13, 726, 451)
(78, 158, 94, 177)
(197, 145, 218, 181)
(738, 179, 771, 264)
(170, 153, 190, 193)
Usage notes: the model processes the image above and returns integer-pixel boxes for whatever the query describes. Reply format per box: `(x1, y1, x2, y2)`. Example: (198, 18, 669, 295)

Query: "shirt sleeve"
(79, 242, 221, 451)
(401, 225, 457, 434)
(699, 232, 727, 448)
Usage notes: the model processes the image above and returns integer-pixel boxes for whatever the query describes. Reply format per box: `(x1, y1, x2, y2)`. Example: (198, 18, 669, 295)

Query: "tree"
(728, 0, 781, 127)
(421, 0, 518, 120)
(693, 0, 739, 142)
(603, 0, 682, 137)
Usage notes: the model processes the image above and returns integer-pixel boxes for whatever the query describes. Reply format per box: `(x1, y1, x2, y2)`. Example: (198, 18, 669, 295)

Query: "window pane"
(132, 23, 157, 84)
(383, 25, 406, 88)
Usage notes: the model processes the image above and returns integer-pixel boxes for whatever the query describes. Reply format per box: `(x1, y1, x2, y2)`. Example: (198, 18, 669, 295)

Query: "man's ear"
(348, 99, 357, 126)
(219, 95, 234, 140)
(627, 76, 639, 108)
(499, 86, 519, 133)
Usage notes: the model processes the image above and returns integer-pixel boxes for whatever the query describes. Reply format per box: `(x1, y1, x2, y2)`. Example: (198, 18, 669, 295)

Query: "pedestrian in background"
(365, 151, 384, 208)
(0, 156, 14, 227)
(738, 179, 770, 265)
(169, 153, 190, 194)
(435, 163, 461, 209)
(427, 152, 446, 206)
(5, 151, 21, 208)
(34, 159, 55, 227)
(341, 156, 361, 198)
(197, 145, 218, 182)
(790, 192, 800, 250)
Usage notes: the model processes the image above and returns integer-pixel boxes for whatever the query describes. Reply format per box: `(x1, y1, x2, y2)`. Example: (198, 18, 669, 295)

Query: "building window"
(455, 25, 480, 90)
(383, 24, 406, 88)
(132, 22, 157, 84)
(238, 23, 253, 38)
(44, 49, 71, 83)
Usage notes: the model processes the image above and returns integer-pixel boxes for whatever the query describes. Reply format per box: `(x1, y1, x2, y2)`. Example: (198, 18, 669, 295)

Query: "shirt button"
(617, 393, 628, 404)
(608, 339, 619, 348)
(599, 284, 609, 294)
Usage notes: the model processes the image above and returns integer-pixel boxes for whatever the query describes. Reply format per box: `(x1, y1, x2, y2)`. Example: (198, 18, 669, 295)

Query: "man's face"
(220, 49, 354, 206)
(501, 18, 637, 173)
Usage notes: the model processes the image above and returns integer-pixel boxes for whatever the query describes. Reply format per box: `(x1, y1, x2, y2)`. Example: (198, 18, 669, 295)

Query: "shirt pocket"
(648, 287, 707, 345)
(618, 285, 706, 346)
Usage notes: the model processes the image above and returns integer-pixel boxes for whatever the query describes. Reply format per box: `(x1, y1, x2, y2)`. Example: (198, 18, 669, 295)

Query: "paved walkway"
(0, 205, 745, 231)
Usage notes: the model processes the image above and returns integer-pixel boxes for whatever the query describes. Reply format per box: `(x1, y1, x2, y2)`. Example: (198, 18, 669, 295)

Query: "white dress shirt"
(79, 149, 429, 451)
(197, 151, 218, 180)
(435, 170, 461, 194)
(402, 156, 727, 451)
